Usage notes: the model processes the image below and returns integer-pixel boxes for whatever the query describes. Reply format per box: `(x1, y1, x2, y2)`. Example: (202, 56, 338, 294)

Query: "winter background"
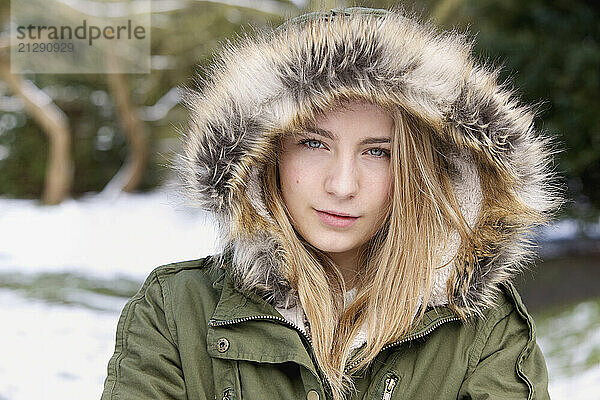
(1, 0, 599, 399)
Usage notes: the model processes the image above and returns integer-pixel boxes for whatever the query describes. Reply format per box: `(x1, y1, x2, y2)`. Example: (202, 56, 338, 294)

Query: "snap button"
(216, 337, 230, 352)
(307, 390, 319, 400)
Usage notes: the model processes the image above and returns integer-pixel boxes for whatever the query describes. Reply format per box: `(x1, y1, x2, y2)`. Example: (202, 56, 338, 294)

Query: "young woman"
(102, 7, 560, 400)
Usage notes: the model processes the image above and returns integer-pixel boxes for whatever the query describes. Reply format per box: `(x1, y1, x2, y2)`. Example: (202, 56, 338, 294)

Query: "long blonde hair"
(263, 100, 473, 400)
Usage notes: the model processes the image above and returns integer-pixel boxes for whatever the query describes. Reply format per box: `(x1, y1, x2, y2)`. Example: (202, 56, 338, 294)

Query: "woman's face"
(278, 101, 393, 261)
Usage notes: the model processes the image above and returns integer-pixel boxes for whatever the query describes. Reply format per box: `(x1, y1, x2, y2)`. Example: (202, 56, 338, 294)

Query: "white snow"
(549, 365, 600, 400)
(0, 190, 219, 279)
(538, 218, 581, 241)
(537, 217, 600, 241)
(0, 290, 125, 400)
(537, 299, 600, 399)
(0, 189, 221, 400)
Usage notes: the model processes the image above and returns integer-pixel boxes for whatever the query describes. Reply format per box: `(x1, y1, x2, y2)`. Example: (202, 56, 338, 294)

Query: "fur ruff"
(177, 8, 560, 316)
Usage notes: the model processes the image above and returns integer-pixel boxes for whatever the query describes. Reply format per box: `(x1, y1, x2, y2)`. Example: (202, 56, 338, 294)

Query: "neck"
(326, 248, 361, 290)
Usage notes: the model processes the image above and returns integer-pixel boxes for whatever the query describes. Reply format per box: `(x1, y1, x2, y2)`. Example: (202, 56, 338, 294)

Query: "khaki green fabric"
(102, 255, 550, 400)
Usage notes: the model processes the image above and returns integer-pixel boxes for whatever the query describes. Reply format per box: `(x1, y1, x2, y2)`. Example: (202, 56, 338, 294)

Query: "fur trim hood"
(178, 8, 559, 317)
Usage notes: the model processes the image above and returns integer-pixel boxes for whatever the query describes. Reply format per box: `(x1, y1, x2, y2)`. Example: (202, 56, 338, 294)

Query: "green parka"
(103, 7, 559, 400)
(101, 255, 549, 400)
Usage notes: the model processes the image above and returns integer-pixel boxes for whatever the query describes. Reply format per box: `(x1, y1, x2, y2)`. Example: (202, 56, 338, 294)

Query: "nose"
(324, 155, 359, 198)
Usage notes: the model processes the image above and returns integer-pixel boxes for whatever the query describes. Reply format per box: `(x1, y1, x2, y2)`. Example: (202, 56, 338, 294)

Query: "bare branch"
(103, 50, 148, 194)
(0, 55, 72, 205)
(139, 86, 181, 122)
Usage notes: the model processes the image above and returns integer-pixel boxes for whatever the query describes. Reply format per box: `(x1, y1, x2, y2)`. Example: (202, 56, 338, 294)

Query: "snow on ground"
(0, 190, 220, 399)
(0, 290, 125, 400)
(537, 298, 600, 399)
(1, 189, 595, 279)
(0, 190, 598, 399)
(0, 190, 218, 279)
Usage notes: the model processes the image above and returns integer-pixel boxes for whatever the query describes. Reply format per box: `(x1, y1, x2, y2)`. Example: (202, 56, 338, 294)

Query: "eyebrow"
(303, 127, 391, 145)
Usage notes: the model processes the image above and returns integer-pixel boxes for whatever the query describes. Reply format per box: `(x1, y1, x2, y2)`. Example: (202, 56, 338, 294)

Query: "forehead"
(310, 101, 394, 138)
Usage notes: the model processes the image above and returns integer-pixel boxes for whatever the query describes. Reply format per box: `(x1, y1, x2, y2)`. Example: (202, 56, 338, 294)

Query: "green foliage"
(0, 271, 141, 310)
(0, 112, 47, 198)
(447, 0, 600, 218)
(0, 80, 162, 197)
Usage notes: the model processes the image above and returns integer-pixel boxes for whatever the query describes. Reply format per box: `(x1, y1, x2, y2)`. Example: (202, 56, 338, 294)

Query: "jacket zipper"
(209, 314, 459, 398)
(209, 315, 334, 397)
(381, 376, 398, 400)
(209, 315, 313, 345)
(344, 315, 460, 373)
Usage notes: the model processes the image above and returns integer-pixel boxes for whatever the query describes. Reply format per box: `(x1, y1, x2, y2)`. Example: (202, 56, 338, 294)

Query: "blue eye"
(299, 138, 325, 150)
(368, 148, 390, 158)
(298, 138, 390, 159)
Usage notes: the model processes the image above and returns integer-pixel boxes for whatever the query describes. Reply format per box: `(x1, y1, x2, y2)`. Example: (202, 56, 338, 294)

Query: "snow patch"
(0, 190, 218, 279)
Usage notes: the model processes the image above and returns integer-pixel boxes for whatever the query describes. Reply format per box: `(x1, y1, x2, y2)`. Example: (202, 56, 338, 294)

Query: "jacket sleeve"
(458, 300, 550, 400)
(101, 270, 187, 400)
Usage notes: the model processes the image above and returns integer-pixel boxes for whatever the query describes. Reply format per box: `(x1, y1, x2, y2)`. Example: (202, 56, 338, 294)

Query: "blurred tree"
(0, 0, 298, 201)
(430, 0, 600, 219)
(104, 53, 148, 195)
(0, 50, 73, 205)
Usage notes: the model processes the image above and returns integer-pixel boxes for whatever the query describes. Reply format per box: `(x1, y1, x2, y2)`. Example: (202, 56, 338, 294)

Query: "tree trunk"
(0, 56, 72, 205)
(105, 51, 148, 194)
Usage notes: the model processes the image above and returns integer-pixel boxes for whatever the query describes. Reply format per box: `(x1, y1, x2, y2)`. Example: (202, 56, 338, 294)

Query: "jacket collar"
(207, 269, 319, 377)
(208, 268, 459, 359)
(210, 267, 277, 321)
(206, 265, 536, 390)
(208, 262, 532, 341)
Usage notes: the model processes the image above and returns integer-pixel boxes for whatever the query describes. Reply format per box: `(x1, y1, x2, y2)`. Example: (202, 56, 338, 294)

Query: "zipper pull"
(222, 388, 233, 400)
(381, 376, 397, 400)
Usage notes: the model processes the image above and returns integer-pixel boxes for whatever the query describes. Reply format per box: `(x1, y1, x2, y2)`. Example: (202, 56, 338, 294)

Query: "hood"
(178, 8, 559, 317)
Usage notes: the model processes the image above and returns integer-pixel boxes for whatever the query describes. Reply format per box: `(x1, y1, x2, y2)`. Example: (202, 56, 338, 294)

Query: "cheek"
(364, 167, 393, 207)
(278, 154, 312, 204)
(279, 146, 324, 184)
(279, 156, 296, 189)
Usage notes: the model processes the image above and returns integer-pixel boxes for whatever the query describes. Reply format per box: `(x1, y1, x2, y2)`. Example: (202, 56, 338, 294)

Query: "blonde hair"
(263, 100, 473, 400)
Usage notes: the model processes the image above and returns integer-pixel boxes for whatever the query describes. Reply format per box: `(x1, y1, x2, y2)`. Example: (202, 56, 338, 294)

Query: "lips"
(318, 209, 358, 217)
(315, 209, 359, 228)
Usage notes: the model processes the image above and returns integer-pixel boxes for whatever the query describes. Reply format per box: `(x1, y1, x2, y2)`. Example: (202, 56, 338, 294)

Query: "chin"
(316, 245, 352, 254)
(309, 235, 360, 254)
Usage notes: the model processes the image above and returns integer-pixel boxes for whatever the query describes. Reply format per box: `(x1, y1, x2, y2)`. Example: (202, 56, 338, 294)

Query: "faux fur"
(177, 8, 560, 316)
